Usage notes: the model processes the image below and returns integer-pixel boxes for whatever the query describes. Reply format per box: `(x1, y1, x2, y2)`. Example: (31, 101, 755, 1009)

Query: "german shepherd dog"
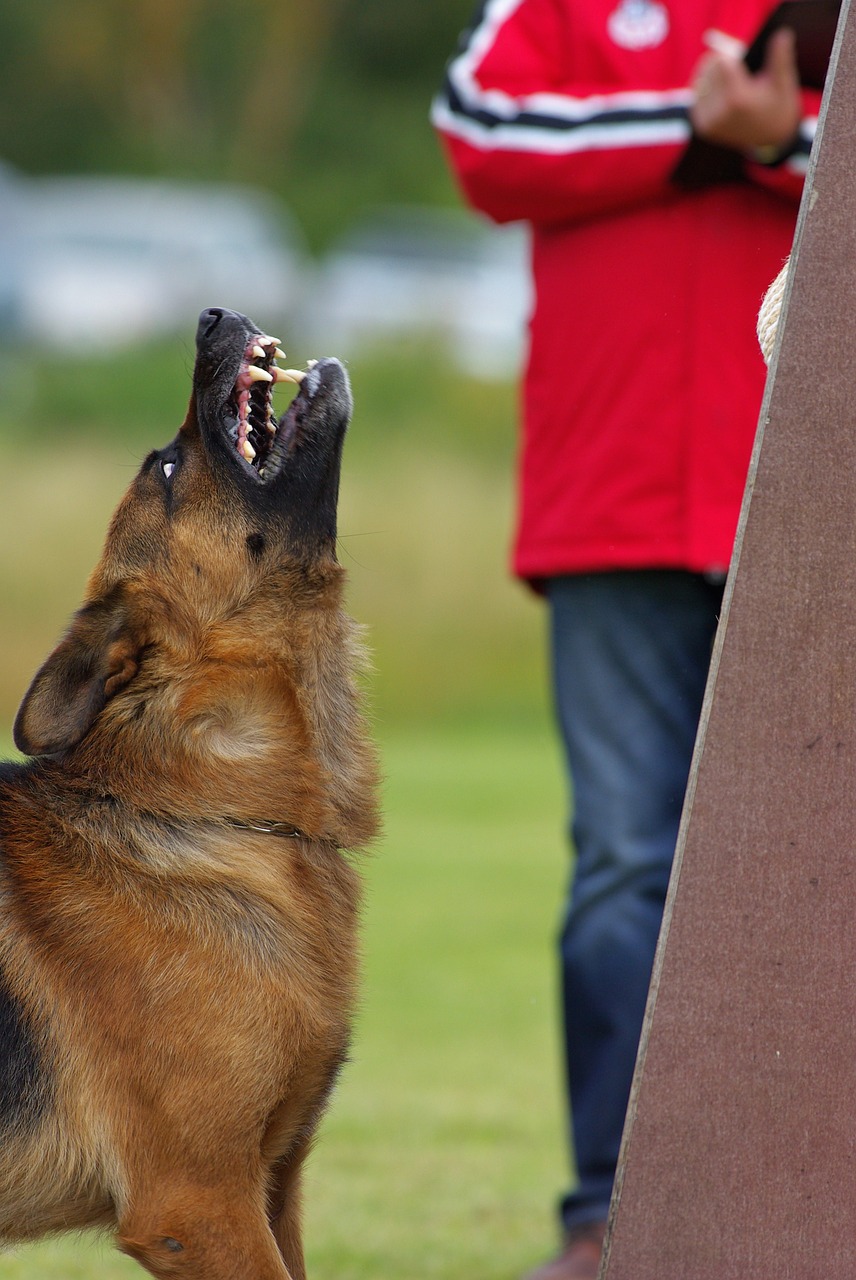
(0, 307, 379, 1278)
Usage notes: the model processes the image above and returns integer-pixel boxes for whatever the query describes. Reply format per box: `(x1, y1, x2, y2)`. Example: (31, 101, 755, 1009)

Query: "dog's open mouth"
(224, 333, 312, 481)
(194, 307, 352, 521)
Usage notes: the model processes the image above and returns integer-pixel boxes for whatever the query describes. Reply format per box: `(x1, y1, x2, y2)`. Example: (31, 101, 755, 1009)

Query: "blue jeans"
(546, 570, 723, 1231)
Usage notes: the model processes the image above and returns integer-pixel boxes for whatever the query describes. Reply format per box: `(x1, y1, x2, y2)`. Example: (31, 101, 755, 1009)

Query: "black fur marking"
(0, 762, 22, 787)
(0, 961, 51, 1134)
(0, 770, 53, 1133)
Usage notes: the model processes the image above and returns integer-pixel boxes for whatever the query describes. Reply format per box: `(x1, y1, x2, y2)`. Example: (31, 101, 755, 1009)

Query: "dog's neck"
(221, 816, 321, 841)
(137, 803, 340, 848)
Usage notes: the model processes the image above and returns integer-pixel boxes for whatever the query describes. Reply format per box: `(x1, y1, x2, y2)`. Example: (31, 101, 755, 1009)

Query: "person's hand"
(689, 27, 801, 153)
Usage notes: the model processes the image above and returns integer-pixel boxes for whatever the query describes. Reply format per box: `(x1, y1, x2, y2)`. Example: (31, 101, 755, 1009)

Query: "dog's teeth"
(239, 438, 257, 462)
(274, 368, 304, 384)
(259, 333, 280, 347)
(274, 347, 286, 360)
(306, 359, 318, 370)
(247, 366, 273, 384)
(252, 344, 266, 360)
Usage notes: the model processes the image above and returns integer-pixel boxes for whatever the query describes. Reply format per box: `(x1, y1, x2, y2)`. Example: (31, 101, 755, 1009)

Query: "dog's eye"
(162, 461, 176, 481)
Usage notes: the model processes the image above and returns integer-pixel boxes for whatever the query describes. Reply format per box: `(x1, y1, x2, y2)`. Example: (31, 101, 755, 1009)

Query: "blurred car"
(308, 206, 531, 378)
(10, 176, 306, 350)
(0, 161, 30, 337)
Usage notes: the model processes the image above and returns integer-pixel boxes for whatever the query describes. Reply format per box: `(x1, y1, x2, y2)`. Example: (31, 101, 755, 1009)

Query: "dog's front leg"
(267, 1142, 310, 1280)
(117, 1180, 294, 1280)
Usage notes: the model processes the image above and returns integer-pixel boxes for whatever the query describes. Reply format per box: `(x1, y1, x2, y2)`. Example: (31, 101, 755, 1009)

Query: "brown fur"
(0, 308, 379, 1278)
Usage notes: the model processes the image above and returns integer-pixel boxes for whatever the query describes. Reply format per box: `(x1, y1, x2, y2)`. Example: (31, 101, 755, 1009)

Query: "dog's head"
(107, 305, 353, 588)
(14, 309, 373, 842)
(189, 306, 351, 553)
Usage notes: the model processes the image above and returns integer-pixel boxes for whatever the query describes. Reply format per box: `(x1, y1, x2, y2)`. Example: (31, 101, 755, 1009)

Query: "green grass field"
(0, 341, 578, 1279)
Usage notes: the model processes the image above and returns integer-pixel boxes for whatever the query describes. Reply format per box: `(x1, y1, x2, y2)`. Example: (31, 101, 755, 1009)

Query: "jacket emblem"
(607, 0, 669, 50)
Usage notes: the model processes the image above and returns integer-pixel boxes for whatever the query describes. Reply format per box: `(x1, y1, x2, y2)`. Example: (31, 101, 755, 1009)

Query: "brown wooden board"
(602, 3, 856, 1276)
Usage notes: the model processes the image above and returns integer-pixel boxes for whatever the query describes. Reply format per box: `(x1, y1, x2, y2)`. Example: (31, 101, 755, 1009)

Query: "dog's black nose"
(197, 308, 225, 346)
(196, 307, 260, 354)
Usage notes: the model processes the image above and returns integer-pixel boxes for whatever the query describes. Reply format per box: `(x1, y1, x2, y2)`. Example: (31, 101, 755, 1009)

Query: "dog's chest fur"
(0, 786, 360, 1181)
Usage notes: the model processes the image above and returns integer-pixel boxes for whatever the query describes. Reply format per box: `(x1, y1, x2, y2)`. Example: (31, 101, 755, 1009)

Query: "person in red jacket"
(433, 3, 821, 1277)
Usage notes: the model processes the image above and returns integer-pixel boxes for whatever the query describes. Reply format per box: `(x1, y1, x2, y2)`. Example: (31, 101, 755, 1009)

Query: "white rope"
(757, 258, 790, 365)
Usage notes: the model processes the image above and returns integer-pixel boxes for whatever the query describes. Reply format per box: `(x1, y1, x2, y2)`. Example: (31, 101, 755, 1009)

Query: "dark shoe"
(521, 1221, 607, 1280)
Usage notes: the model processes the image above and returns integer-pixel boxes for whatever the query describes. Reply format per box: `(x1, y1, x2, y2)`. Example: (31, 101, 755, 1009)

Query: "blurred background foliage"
(0, 0, 466, 249)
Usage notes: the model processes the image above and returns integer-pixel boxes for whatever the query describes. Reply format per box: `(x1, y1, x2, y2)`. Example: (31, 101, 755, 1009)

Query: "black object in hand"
(672, 0, 840, 190)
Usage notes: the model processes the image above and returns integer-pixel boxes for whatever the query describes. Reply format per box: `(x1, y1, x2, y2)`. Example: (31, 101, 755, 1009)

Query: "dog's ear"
(14, 595, 140, 756)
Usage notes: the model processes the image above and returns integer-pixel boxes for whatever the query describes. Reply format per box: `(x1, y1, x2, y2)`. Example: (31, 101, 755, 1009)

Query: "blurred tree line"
(0, 0, 475, 250)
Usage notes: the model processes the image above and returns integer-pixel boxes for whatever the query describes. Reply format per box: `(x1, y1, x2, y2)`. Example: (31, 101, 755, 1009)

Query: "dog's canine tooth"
(252, 344, 267, 361)
(247, 366, 273, 384)
(274, 369, 304, 385)
(274, 348, 286, 360)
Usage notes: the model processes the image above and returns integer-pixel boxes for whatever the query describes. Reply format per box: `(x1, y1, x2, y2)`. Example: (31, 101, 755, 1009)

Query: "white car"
(13, 176, 307, 349)
(309, 206, 531, 378)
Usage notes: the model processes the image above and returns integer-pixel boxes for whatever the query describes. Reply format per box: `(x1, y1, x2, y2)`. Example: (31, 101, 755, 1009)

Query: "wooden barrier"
(602, 3, 856, 1275)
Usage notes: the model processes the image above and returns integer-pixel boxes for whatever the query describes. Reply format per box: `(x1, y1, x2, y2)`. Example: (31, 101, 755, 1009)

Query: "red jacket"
(432, 0, 820, 581)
